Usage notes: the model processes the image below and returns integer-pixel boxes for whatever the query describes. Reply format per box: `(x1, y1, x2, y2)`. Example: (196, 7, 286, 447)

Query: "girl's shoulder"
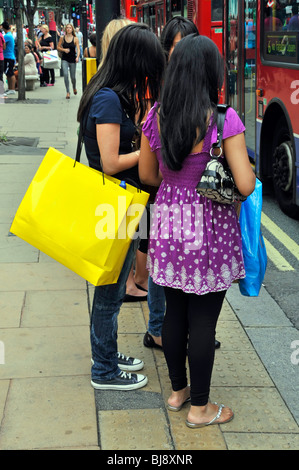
(223, 106, 246, 139)
(142, 102, 161, 151)
(91, 88, 123, 121)
(95, 88, 122, 108)
(210, 106, 246, 144)
(143, 102, 159, 130)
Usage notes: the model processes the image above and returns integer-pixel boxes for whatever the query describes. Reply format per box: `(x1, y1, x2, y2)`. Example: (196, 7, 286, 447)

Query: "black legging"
(162, 287, 226, 406)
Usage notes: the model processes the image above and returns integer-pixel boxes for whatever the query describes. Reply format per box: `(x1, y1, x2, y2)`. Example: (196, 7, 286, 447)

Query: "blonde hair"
(99, 18, 133, 68)
(65, 23, 76, 37)
(41, 24, 49, 33)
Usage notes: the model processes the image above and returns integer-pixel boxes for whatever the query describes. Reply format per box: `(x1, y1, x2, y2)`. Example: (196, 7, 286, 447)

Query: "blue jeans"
(147, 276, 165, 337)
(90, 240, 138, 380)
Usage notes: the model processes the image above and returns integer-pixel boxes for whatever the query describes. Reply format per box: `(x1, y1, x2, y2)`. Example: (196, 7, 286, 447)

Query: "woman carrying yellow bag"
(77, 24, 165, 391)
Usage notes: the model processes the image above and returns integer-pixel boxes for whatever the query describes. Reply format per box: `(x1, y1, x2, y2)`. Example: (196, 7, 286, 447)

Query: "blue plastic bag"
(239, 179, 267, 296)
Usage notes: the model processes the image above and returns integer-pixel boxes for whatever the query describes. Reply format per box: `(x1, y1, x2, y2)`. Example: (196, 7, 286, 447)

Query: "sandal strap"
(207, 404, 224, 425)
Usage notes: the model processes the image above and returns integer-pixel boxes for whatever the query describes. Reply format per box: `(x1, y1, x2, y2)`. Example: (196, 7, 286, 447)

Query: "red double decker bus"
(224, 0, 299, 218)
(129, 1, 223, 51)
(120, 0, 138, 22)
(125, 1, 299, 218)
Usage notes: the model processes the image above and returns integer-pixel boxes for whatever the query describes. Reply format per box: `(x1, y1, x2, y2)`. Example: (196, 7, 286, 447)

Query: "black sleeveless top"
(61, 37, 76, 63)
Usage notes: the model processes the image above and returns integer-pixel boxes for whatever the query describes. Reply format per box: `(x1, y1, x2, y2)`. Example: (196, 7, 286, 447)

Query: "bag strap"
(75, 120, 84, 164)
(74, 99, 106, 186)
(75, 99, 93, 165)
(212, 104, 230, 153)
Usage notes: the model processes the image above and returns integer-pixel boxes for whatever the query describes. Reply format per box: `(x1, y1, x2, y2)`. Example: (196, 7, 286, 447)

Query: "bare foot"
(126, 285, 148, 297)
(168, 386, 190, 410)
(126, 267, 147, 297)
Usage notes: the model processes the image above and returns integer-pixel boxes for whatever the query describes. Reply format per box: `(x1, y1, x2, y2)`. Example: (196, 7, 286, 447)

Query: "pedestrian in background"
(38, 24, 55, 87)
(0, 27, 5, 89)
(77, 23, 165, 391)
(57, 23, 80, 99)
(97, 18, 132, 68)
(14, 42, 36, 90)
(75, 27, 83, 60)
(1, 21, 16, 96)
(139, 35, 255, 427)
(160, 15, 199, 60)
(83, 32, 97, 59)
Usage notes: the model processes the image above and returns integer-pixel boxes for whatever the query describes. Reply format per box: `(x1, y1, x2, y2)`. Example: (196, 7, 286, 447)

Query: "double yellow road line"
(261, 213, 299, 271)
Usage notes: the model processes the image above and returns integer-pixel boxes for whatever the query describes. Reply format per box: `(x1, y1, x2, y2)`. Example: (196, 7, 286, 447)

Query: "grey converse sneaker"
(91, 370, 148, 390)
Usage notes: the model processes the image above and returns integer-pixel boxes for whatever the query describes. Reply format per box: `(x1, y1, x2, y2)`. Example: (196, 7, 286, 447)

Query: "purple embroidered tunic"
(143, 103, 246, 296)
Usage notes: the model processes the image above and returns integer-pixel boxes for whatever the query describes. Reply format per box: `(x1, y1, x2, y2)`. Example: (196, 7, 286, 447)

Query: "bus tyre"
(272, 122, 299, 220)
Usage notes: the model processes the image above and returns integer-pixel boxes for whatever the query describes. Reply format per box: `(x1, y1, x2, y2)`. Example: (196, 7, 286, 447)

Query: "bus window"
(157, 3, 164, 37)
(227, 0, 238, 112)
(262, 0, 299, 64)
(183, 0, 187, 18)
(171, 0, 183, 16)
(211, 0, 223, 22)
(143, 5, 156, 33)
(244, 1, 257, 158)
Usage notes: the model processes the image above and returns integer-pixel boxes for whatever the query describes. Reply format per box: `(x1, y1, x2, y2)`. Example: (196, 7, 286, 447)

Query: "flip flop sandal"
(123, 293, 147, 302)
(135, 283, 148, 292)
(185, 403, 234, 428)
(167, 397, 191, 412)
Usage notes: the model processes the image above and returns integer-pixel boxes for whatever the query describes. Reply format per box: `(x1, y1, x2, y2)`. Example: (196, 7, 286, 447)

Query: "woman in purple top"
(139, 35, 256, 428)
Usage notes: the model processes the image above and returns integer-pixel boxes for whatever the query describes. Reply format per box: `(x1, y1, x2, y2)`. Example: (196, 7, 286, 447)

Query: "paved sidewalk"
(0, 68, 298, 450)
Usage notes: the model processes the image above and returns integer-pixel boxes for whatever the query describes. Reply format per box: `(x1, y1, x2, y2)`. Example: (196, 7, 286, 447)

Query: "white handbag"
(42, 50, 61, 69)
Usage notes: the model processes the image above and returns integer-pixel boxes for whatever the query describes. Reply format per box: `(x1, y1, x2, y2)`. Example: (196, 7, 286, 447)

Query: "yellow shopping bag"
(10, 148, 149, 286)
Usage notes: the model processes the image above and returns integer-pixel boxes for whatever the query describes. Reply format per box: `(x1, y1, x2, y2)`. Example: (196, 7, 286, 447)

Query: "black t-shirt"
(83, 88, 140, 187)
(40, 36, 53, 49)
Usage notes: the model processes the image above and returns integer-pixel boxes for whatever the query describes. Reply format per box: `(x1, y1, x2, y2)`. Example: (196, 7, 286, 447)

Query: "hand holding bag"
(239, 178, 267, 296)
(196, 105, 247, 204)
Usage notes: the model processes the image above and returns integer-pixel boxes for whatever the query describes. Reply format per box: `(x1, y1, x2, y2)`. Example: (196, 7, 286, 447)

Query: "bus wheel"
(273, 138, 299, 219)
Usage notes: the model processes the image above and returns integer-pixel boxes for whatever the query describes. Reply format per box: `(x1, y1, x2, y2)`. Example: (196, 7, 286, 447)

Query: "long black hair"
(160, 16, 199, 60)
(77, 23, 165, 125)
(159, 35, 224, 171)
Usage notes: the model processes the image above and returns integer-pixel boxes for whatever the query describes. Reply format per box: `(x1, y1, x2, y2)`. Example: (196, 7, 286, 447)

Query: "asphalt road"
(261, 182, 299, 330)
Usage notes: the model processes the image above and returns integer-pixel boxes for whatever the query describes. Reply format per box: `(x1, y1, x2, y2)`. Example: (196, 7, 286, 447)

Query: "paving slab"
(0, 291, 25, 328)
(224, 433, 299, 450)
(0, 262, 86, 291)
(226, 283, 293, 327)
(0, 376, 98, 450)
(98, 409, 173, 450)
(246, 327, 299, 424)
(0, 381, 10, 426)
(0, 325, 91, 379)
(0, 225, 39, 263)
(21, 289, 90, 327)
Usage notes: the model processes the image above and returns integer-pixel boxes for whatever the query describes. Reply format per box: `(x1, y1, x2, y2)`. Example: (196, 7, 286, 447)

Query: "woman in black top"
(57, 24, 80, 99)
(83, 32, 97, 58)
(38, 24, 55, 86)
